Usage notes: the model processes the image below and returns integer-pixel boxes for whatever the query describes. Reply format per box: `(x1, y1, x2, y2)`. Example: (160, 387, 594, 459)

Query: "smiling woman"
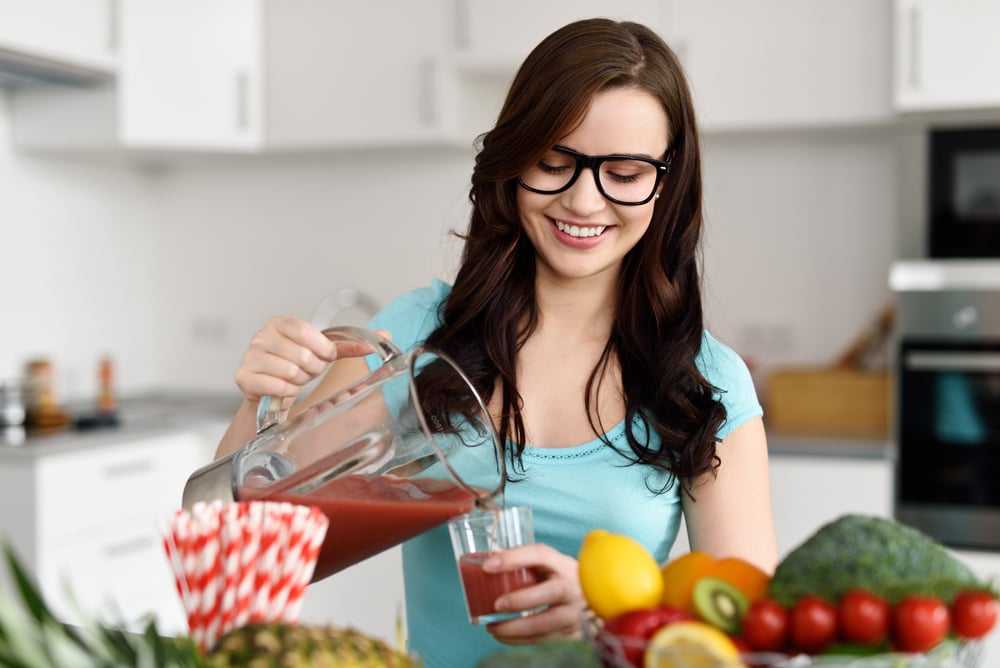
(215, 17, 776, 668)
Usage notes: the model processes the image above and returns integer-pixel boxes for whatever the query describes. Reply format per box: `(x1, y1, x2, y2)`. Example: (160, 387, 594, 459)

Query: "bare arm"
(682, 416, 778, 573)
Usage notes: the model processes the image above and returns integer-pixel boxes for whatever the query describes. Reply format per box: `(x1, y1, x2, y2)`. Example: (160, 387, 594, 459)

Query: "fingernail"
(483, 556, 501, 571)
(494, 596, 509, 611)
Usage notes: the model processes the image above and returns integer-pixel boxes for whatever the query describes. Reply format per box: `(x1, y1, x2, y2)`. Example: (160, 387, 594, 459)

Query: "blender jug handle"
(255, 326, 402, 434)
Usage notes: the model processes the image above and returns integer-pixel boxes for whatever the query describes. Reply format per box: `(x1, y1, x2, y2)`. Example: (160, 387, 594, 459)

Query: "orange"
(712, 557, 771, 603)
(659, 551, 717, 612)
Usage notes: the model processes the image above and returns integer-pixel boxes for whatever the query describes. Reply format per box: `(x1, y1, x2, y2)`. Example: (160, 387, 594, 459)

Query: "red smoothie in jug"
(458, 551, 540, 621)
(241, 474, 477, 581)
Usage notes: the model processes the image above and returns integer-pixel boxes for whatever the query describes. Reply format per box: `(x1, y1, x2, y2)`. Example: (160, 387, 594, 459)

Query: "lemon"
(578, 529, 664, 620)
(644, 621, 742, 668)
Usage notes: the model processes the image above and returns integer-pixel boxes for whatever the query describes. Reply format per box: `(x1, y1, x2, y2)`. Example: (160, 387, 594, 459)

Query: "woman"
(216, 18, 777, 667)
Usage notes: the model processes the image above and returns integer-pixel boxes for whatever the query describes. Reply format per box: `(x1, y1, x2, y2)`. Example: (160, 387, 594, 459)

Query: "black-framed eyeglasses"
(517, 146, 672, 206)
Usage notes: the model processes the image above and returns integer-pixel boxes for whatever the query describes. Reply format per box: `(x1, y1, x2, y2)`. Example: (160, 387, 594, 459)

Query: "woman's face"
(516, 87, 670, 284)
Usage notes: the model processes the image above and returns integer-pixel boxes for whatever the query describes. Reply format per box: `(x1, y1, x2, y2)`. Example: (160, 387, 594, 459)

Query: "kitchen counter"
(0, 391, 241, 459)
(767, 432, 893, 460)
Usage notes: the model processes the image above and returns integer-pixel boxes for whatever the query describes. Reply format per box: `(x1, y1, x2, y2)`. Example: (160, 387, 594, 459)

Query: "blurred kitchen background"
(3, 0, 1000, 661)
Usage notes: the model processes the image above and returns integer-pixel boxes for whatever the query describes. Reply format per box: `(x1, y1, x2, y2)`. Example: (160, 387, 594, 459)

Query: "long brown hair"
(423, 18, 725, 493)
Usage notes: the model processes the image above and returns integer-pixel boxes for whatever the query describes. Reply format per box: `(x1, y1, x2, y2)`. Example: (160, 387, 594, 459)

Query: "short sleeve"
(364, 280, 451, 368)
(696, 331, 763, 440)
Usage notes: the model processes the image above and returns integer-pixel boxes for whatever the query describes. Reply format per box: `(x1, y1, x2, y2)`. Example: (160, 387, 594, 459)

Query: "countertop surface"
(0, 391, 241, 459)
(767, 431, 893, 460)
(1, 393, 893, 462)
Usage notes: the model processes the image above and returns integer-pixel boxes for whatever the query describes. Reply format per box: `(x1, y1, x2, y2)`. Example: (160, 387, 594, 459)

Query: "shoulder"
(695, 331, 763, 438)
(367, 280, 452, 352)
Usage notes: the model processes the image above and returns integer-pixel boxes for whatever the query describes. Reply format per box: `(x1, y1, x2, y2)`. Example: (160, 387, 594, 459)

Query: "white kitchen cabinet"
(669, 0, 894, 131)
(767, 453, 893, 556)
(0, 0, 116, 78)
(13, 0, 458, 151)
(452, 0, 663, 75)
(116, 0, 457, 150)
(667, 449, 893, 560)
(0, 429, 217, 635)
(894, 0, 1000, 112)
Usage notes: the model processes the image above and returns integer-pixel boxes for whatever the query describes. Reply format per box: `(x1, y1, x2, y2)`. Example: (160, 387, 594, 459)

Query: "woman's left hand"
(481, 543, 587, 645)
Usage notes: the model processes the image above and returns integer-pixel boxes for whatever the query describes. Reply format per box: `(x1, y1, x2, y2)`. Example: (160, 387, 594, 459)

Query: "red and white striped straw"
(159, 500, 328, 652)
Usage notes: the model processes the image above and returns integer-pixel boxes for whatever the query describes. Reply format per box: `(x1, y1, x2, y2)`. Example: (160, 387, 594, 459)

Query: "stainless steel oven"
(891, 261, 1000, 550)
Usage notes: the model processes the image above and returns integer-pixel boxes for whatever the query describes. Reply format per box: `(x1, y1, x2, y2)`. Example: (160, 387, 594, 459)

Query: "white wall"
(0, 91, 162, 400)
(0, 87, 900, 402)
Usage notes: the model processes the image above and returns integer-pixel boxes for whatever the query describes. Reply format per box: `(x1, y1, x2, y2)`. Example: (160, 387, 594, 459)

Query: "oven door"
(896, 341, 1000, 549)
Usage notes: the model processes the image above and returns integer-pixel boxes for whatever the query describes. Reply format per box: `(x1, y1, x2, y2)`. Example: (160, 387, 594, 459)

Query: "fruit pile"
(577, 520, 999, 668)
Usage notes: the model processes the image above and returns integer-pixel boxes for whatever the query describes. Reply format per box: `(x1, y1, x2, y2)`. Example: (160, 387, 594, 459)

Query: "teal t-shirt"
(366, 280, 762, 668)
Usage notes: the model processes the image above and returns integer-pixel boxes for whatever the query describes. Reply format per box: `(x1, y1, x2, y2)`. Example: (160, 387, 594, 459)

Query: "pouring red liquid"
(242, 474, 481, 581)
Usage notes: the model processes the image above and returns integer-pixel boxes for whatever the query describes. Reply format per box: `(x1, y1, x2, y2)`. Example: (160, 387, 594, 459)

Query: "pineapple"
(205, 624, 420, 667)
(0, 544, 420, 667)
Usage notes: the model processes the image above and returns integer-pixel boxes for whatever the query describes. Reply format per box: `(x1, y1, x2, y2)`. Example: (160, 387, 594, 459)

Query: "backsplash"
(0, 88, 900, 404)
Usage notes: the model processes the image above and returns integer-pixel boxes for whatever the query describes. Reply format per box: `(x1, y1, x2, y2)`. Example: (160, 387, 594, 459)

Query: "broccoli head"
(768, 514, 984, 607)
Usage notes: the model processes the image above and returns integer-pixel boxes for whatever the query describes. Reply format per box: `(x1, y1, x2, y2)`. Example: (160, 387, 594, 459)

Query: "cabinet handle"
(107, 0, 119, 52)
(103, 535, 155, 559)
(452, 0, 470, 50)
(236, 71, 249, 132)
(418, 58, 437, 127)
(907, 4, 921, 89)
(102, 458, 153, 478)
(905, 351, 1000, 372)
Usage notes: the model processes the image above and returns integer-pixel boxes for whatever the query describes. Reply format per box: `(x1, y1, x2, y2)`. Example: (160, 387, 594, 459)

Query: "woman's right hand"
(234, 316, 338, 407)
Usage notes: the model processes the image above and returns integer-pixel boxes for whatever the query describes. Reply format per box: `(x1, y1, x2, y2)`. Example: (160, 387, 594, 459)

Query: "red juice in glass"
(458, 551, 540, 623)
(241, 474, 478, 581)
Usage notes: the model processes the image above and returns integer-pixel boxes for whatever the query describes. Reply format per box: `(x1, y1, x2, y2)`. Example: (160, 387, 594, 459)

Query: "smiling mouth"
(553, 219, 608, 238)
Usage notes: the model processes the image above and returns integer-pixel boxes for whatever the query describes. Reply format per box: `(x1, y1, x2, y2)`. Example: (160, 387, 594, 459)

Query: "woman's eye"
(538, 160, 572, 174)
(607, 171, 641, 183)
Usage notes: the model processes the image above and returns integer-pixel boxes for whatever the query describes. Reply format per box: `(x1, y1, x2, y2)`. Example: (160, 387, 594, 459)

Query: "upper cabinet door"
(117, 0, 454, 151)
(452, 0, 663, 75)
(0, 0, 116, 74)
(669, 0, 894, 131)
(118, 0, 260, 149)
(894, 0, 1000, 112)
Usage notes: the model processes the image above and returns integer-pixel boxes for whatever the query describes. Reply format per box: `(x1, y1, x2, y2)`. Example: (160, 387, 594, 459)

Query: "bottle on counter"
(97, 355, 117, 416)
(0, 379, 26, 445)
(24, 358, 71, 434)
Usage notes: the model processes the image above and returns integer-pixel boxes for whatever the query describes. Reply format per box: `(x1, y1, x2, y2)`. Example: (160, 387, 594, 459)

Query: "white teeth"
(554, 220, 607, 238)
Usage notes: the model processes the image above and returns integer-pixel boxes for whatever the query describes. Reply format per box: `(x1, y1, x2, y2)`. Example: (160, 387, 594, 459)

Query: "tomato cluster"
(739, 588, 998, 656)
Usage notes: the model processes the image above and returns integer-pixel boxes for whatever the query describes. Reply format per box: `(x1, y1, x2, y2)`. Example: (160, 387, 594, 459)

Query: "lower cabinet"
(298, 546, 406, 645)
(668, 451, 894, 559)
(0, 427, 221, 635)
(767, 453, 894, 556)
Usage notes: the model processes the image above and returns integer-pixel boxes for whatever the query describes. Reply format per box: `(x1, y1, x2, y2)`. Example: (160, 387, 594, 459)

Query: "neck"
(532, 268, 618, 343)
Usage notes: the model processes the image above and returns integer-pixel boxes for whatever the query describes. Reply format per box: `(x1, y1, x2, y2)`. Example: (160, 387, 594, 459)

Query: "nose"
(559, 167, 607, 215)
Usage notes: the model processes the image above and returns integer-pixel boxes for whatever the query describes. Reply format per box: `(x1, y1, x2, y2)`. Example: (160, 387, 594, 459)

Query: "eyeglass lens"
(520, 149, 661, 204)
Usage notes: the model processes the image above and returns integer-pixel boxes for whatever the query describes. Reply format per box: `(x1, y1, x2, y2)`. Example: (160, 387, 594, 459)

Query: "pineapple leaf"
(40, 621, 99, 667)
(0, 589, 55, 667)
(2, 541, 58, 628)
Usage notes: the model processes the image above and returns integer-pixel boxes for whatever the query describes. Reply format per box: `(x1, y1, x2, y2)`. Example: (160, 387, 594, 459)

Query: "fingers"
(234, 317, 338, 402)
(483, 544, 587, 645)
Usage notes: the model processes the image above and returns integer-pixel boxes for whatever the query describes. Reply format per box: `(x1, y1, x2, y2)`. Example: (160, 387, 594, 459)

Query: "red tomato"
(838, 589, 890, 645)
(741, 598, 790, 652)
(790, 595, 838, 654)
(892, 595, 950, 653)
(604, 606, 693, 667)
(951, 590, 999, 640)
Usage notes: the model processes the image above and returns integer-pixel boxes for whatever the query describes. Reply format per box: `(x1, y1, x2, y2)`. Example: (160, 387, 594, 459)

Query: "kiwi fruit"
(692, 576, 750, 634)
